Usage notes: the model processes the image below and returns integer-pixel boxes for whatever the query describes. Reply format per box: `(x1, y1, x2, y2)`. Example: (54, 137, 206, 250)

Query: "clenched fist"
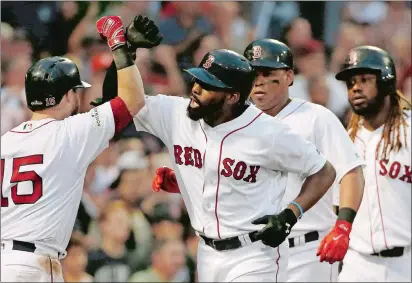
(252, 208, 298, 248)
(317, 220, 352, 263)
(126, 15, 163, 50)
(152, 166, 180, 193)
(96, 16, 126, 51)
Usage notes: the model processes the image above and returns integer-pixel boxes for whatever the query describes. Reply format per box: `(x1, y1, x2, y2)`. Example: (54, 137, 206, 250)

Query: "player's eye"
(261, 70, 271, 77)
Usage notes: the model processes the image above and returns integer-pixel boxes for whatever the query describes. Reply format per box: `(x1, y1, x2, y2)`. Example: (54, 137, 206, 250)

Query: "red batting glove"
(317, 220, 352, 264)
(152, 167, 180, 193)
(96, 16, 126, 51)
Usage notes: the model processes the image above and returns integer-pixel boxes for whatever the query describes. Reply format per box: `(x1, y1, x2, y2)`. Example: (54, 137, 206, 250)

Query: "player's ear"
(226, 91, 241, 105)
(286, 69, 294, 86)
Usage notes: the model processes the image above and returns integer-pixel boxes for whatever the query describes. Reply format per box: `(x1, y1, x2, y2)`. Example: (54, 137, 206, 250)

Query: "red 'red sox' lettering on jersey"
(173, 145, 261, 183)
(221, 158, 261, 183)
(379, 160, 412, 184)
(174, 145, 203, 168)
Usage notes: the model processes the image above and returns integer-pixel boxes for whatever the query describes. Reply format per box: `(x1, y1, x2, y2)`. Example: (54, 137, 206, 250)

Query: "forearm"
(113, 47, 145, 116)
(288, 161, 336, 218)
(339, 166, 364, 212)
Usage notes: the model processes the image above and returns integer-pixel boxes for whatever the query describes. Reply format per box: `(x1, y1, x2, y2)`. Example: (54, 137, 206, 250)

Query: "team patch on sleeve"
(90, 107, 102, 128)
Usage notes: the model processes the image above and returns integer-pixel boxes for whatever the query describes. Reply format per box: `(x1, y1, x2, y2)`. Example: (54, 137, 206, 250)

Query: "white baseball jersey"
(275, 99, 365, 237)
(133, 95, 327, 239)
(1, 98, 130, 256)
(348, 110, 411, 254)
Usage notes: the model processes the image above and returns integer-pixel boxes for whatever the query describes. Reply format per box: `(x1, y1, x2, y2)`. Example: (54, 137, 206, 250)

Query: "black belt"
(10, 240, 63, 258)
(288, 231, 319, 248)
(12, 240, 36, 252)
(371, 247, 404, 258)
(200, 231, 259, 251)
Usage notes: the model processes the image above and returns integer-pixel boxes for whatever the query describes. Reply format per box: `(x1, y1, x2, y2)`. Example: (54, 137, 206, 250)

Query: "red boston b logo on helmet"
(252, 46, 262, 59)
(348, 51, 358, 65)
(203, 55, 215, 69)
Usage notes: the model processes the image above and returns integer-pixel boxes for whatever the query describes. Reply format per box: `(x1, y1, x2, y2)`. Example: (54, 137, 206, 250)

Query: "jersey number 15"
(1, 155, 43, 207)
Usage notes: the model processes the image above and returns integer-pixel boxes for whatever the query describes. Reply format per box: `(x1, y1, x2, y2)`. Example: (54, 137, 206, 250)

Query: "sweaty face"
(346, 73, 384, 116)
(251, 68, 293, 111)
(187, 81, 226, 121)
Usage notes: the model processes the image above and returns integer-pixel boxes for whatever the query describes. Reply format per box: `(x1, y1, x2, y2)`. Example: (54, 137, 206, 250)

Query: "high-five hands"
(126, 15, 163, 49)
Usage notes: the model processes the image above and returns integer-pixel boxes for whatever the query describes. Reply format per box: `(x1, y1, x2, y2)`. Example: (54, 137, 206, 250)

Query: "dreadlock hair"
(348, 90, 412, 160)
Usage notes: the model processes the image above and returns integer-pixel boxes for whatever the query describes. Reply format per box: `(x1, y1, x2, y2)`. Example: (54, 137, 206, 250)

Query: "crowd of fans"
(1, 1, 411, 282)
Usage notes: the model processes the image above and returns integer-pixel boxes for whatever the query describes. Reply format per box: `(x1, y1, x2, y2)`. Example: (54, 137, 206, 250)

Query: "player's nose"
(254, 74, 265, 86)
(191, 82, 202, 95)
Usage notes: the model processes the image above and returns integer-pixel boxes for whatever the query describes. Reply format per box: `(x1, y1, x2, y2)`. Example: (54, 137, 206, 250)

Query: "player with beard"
(96, 17, 337, 281)
(335, 46, 411, 282)
(152, 39, 366, 282)
(131, 48, 337, 282)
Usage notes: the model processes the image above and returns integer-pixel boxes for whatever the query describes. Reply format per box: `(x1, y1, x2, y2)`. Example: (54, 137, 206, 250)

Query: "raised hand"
(126, 15, 163, 50)
(152, 166, 180, 193)
(96, 16, 126, 51)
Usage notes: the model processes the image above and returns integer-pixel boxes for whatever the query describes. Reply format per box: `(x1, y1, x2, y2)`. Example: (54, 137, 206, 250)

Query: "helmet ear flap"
(377, 78, 396, 97)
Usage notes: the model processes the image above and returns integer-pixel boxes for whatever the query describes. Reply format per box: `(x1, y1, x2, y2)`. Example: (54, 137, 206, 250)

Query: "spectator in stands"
(62, 235, 93, 282)
(1, 55, 32, 135)
(307, 75, 330, 108)
(290, 39, 349, 119)
(282, 17, 313, 51)
(329, 21, 367, 73)
(371, 1, 411, 50)
(129, 239, 188, 282)
(149, 202, 184, 241)
(86, 200, 137, 282)
(211, 2, 254, 53)
(157, 2, 213, 70)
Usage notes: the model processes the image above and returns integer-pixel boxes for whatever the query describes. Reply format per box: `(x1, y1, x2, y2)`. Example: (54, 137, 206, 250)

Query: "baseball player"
(1, 15, 161, 282)
(97, 18, 337, 282)
(135, 51, 338, 283)
(335, 46, 411, 282)
(153, 39, 366, 282)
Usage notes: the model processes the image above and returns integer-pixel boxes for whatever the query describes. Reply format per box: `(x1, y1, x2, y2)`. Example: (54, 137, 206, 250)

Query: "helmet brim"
(335, 67, 381, 81)
(184, 68, 232, 89)
(73, 80, 92, 89)
(249, 59, 291, 70)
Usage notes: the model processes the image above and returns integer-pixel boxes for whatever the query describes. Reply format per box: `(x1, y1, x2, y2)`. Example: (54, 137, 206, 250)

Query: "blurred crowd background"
(1, 1, 411, 282)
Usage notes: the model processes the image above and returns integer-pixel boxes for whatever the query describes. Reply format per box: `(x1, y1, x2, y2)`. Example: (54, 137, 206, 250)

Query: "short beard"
(186, 98, 225, 121)
(350, 92, 386, 117)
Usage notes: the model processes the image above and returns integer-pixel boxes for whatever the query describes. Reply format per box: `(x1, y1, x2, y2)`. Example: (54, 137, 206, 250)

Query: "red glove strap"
(335, 220, 352, 235)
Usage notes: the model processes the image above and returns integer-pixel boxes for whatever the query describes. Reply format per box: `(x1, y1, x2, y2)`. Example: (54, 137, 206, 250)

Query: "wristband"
(289, 201, 304, 219)
(113, 47, 135, 70)
(337, 207, 357, 224)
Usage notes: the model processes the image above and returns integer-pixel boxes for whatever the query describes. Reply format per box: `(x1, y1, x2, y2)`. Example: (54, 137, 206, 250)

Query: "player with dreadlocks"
(335, 45, 411, 282)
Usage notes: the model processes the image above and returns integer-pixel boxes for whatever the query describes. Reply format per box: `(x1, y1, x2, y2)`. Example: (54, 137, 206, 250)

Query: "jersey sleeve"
(132, 94, 187, 144)
(332, 183, 340, 206)
(314, 106, 365, 184)
(64, 97, 132, 170)
(269, 122, 327, 179)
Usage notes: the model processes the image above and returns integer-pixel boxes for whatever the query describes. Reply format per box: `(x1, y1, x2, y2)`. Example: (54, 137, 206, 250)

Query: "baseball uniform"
(339, 110, 411, 282)
(133, 94, 328, 282)
(1, 97, 132, 282)
(274, 98, 364, 282)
